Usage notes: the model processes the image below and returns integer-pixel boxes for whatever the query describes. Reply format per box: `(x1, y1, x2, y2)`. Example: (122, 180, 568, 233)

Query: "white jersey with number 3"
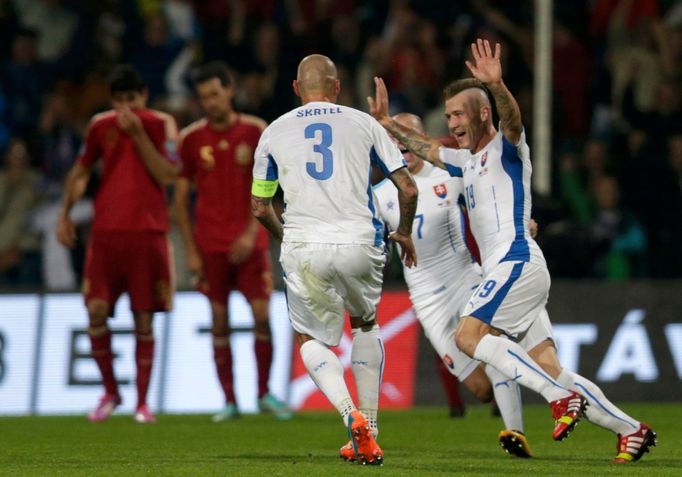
(439, 129, 545, 273)
(253, 101, 406, 245)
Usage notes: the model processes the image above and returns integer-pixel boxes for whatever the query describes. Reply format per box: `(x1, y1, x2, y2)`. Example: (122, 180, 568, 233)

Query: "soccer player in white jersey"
(368, 39, 656, 463)
(368, 112, 533, 459)
(251, 54, 418, 465)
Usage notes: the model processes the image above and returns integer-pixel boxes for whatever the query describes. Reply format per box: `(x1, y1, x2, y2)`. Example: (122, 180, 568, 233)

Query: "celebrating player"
(251, 54, 418, 465)
(175, 61, 291, 421)
(56, 65, 178, 424)
(367, 112, 532, 458)
(369, 39, 656, 463)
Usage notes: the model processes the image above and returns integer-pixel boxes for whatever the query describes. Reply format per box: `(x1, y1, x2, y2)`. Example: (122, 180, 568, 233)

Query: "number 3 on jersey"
(305, 123, 333, 180)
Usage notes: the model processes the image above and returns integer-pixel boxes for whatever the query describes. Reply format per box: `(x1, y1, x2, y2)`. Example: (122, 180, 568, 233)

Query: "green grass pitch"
(0, 403, 679, 476)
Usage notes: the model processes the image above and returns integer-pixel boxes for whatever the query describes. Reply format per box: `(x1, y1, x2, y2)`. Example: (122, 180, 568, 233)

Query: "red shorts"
(198, 247, 272, 303)
(84, 230, 173, 315)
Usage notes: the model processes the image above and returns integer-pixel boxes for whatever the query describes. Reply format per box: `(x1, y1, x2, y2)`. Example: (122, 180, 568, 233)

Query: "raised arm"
(387, 167, 418, 268)
(367, 77, 446, 169)
(118, 108, 179, 185)
(465, 39, 522, 145)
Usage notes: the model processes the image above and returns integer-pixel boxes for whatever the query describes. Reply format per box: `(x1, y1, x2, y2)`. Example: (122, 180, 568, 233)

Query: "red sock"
(135, 338, 155, 408)
(214, 343, 235, 403)
(435, 353, 464, 409)
(255, 338, 273, 398)
(90, 332, 118, 396)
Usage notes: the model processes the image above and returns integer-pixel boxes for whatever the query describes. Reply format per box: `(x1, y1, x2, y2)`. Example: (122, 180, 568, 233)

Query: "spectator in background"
(38, 86, 82, 192)
(0, 0, 19, 62)
(1, 28, 46, 143)
(130, 12, 187, 101)
(589, 175, 647, 280)
(0, 138, 41, 285)
(649, 131, 682, 276)
(12, 0, 77, 66)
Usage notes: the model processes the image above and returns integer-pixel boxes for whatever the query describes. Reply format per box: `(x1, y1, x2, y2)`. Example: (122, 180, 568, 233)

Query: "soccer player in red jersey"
(174, 62, 291, 421)
(56, 65, 179, 424)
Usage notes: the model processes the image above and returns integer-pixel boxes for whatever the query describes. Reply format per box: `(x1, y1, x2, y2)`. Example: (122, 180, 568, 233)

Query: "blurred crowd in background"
(1, 0, 681, 291)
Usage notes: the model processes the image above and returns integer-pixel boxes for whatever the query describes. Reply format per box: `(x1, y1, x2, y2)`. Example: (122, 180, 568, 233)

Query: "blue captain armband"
(252, 179, 279, 198)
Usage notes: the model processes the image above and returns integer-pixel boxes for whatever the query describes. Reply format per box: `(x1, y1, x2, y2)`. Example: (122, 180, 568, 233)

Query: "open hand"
(367, 77, 391, 125)
(388, 231, 417, 268)
(465, 38, 502, 85)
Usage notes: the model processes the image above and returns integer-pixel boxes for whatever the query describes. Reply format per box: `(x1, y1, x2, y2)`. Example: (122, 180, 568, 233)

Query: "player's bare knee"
(455, 327, 476, 357)
(86, 300, 109, 327)
(253, 320, 272, 340)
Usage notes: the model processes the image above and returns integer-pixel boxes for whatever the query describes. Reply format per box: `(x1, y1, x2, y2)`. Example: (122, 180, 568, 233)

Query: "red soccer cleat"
(347, 410, 383, 465)
(551, 391, 587, 441)
(88, 394, 122, 422)
(613, 423, 657, 463)
(134, 404, 156, 424)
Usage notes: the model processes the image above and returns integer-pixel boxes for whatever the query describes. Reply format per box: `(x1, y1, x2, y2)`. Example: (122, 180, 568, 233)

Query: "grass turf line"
(0, 403, 679, 476)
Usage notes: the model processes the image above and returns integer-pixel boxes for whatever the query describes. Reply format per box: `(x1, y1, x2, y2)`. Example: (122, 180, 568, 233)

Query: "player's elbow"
(401, 181, 418, 202)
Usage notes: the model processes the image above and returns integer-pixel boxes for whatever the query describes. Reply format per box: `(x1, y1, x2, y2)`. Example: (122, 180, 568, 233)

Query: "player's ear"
(293, 80, 301, 98)
(480, 105, 489, 122)
(334, 79, 340, 96)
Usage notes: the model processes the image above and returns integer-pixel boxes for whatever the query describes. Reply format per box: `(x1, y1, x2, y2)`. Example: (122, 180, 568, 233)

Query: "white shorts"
(414, 269, 481, 380)
(517, 308, 555, 351)
(462, 261, 550, 339)
(280, 242, 386, 346)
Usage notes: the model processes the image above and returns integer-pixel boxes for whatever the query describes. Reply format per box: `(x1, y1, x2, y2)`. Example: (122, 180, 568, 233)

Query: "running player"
(175, 61, 291, 421)
(56, 65, 178, 424)
(364, 112, 532, 459)
(368, 39, 656, 463)
(251, 54, 418, 465)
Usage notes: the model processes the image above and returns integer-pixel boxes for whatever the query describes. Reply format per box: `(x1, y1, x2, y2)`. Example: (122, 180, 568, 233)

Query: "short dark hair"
(192, 61, 232, 87)
(108, 65, 146, 95)
(443, 78, 488, 100)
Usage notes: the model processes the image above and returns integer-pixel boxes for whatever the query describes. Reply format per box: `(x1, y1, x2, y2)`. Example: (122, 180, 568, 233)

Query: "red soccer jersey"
(179, 114, 269, 252)
(78, 108, 177, 232)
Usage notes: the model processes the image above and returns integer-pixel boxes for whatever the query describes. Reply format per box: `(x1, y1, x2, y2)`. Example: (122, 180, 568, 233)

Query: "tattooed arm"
(368, 76, 446, 170)
(465, 38, 522, 144)
(251, 195, 283, 241)
(387, 167, 418, 268)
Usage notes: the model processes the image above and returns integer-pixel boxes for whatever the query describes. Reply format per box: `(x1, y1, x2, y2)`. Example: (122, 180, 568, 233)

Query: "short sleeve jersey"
(438, 129, 545, 273)
(253, 101, 406, 245)
(77, 109, 177, 232)
(179, 114, 269, 252)
(374, 161, 478, 303)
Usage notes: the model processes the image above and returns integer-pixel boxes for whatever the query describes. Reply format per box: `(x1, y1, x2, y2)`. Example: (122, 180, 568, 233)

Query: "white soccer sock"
(473, 334, 570, 403)
(485, 364, 524, 433)
(300, 339, 355, 426)
(351, 324, 384, 438)
(556, 369, 640, 435)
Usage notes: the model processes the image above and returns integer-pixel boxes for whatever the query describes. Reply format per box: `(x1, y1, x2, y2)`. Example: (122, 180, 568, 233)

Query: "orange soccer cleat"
(346, 410, 383, 465)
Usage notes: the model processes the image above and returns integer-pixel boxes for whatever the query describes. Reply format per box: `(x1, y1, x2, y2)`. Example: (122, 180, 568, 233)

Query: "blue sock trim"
(574, 382, 638, 430)
(507, 349, 563, 389)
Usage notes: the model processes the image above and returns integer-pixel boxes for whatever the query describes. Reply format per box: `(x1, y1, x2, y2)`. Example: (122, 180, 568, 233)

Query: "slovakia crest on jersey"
(433, 183, 448, 198)
(481, 152, 488, 167)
